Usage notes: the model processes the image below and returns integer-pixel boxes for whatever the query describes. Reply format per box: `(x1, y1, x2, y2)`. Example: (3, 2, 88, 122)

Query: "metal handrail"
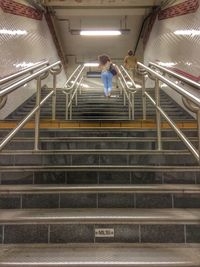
(0, 61, 61, 98)
(138, 63, 200, 107)
(63, 63, 139, 120)
(119, 65, 137, 90)
(149, 62, 200, 90)
(63, 65, 83, 91)
(0, 60, 49, 85)
(116, 65, 142, 120)
(0, 91, 54, 151)
(0, 61, 62, 152)
(63, 65, 85, 119)
(138, 61, 200, 163)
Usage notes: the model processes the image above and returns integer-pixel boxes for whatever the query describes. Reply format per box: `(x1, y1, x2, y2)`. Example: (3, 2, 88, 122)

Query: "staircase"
(7, 86, 193, 121)
(0, 82, 200, 266)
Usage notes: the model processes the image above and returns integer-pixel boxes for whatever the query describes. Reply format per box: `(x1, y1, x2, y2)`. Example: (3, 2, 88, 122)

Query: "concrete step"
(0, 149, 192, 155)
(0, 244, 199, 266)
(0, 207, 199, 224)
(0, 184, 200, 194)
(0, 209, 199, 244)
(0, 165, 200, 172)
(0, 184, 199, 210)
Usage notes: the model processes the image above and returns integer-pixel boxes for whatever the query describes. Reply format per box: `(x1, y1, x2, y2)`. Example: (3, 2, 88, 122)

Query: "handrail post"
(128, 93, 131, 120)
(70, 93, 72, 120)
(75, 91, 78, 106)
(132, 92, 135, 120)
(142, 74, 146, 120)
(34, 77, 41, 151)
(197, 110, 200, 165)
(50, 62, 62, 120)
(155, 78, 162, 150)
(124, 93, 126, 106)
(65, 94, 69, 120)
(52, 74, 56, 120)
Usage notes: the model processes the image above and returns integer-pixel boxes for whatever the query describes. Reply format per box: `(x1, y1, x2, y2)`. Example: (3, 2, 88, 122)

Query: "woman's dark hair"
(98, 54, 111, 65)
(128, 50, 133, 56)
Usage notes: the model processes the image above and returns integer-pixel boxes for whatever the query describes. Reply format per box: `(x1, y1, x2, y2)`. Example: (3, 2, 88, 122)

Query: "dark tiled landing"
(50, 224, 94, 243)
(60, 193, 97, 208)
(4, 225, 48, 244)
(131, 172, 162, 184)
(174, 194, 200, 208)
(163, 172, 196, 184)
(0, 195, 21, 209)
(72, 155, 99, 165)
(141, 225, 185, 243)
(34, 172, 65, 184)
(100, 155, 128, 165)
(0, 172, 33, 185)
(1, 223, 200, 244)
(98, 193, 133, 208)
(22, 194, 59, 208)
(136, 194, 172, 208)
(186, 225, 200, 243)
(99, 172, 131, 184)
(67, 172, 98, 184)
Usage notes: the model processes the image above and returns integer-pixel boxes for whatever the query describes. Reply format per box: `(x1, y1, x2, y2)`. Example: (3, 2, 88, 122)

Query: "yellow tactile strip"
(0, 120, 197, 129)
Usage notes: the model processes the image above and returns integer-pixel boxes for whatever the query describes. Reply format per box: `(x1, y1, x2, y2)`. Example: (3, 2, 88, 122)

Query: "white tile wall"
(144, 5, 200, 118)
(0, 8, 66, 119)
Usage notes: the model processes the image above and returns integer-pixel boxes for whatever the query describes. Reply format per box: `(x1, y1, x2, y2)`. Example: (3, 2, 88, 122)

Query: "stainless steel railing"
(0, 60, 49, 109)
(138, 61, 200, 163)
(0, 61, 62, 151)
(62, 65, 85, 120)
(116, 65, 140, 120)
(149, 62, 200, 90)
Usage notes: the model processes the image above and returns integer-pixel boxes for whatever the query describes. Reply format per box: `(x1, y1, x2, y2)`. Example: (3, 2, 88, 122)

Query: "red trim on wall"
(171, 68, 200, 82)
(158, 0, 199, 20)
(0, 0, 43, 20)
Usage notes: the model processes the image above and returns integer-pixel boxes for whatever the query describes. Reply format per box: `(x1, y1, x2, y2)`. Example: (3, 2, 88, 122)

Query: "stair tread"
(0, 244, 200, 266)
(0, 184, 200, 193)
(0, 149, 191, 155)
(0, 165, 199, 171)
(0, 208, 199, 224)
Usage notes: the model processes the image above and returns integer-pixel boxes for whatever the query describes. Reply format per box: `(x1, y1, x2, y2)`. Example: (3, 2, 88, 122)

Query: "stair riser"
(0, 154, 197, 166)
(4, 141, 198, 151)
(0, 192, 200, 209)
(0, 171, 199, 185)
(0, 223, 199, 244)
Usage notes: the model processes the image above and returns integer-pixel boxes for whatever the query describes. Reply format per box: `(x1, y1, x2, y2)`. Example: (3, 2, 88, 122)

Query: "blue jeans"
(101, 71, 113, 96)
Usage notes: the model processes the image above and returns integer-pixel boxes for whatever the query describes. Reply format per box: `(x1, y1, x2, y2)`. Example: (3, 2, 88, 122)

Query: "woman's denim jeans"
(101, 71, 113, 96)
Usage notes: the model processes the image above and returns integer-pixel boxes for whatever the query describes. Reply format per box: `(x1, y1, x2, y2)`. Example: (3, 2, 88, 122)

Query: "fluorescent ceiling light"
(174, 30, 200, 36)
(0, 29, 27, 36)
(84, 63, 99, 67)
(80, 30, 121, 36)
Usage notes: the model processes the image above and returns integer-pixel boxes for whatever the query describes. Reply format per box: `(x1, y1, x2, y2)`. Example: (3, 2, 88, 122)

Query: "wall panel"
(0, 3, 66, 119)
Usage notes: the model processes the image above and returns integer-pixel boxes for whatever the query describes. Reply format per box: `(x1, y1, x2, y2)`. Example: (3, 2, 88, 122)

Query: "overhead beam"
(55, 8, 147, 16)
(43, 0, 160, 8)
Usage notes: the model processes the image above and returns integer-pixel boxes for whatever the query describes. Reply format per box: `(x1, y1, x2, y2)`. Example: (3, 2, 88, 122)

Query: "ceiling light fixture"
(84, 63, 99, 67)
(80, 30, 121, 36)
(70, 29, 130, 36)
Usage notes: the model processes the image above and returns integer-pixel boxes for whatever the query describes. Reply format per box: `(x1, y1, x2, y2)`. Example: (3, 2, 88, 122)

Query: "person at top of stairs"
(98, 54, 117, 97)
(124, 50, 137, 78)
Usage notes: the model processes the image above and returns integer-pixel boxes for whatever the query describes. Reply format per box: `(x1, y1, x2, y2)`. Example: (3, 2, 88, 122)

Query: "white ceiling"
(41, 0, 168, 64)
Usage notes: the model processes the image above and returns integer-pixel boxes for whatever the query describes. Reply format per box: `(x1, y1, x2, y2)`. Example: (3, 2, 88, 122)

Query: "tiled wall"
(143, 0, 200, 117)
(0, 1, 66, 119)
